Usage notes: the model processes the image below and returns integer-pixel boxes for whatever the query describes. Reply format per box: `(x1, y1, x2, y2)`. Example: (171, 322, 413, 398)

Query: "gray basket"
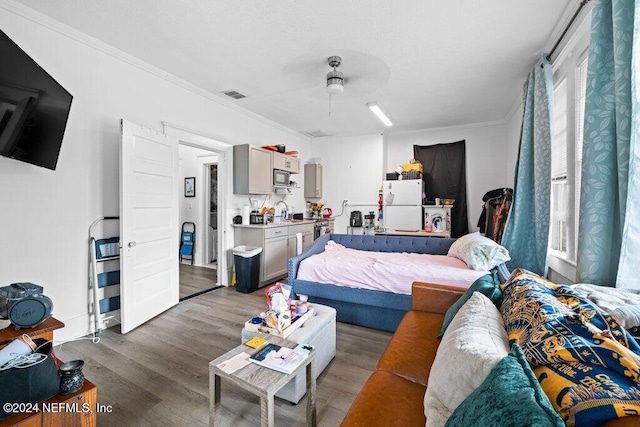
(401, 170, 422, 180)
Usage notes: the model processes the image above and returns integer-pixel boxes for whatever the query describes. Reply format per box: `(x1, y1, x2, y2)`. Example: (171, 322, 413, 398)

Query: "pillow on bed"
(438, 270, 501, 338)
(447, 232, 510, 270)
(425, 291, 510, 427)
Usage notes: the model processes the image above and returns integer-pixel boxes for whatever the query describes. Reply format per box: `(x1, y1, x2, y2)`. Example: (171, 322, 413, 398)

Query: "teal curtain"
(502, 57, 553, 276)
(576, 0, 634, 287)
(615, 0, 640, 289)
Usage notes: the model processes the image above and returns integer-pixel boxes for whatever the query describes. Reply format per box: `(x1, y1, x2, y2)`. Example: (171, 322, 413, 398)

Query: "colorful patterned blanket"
(500, 270, 640, 426)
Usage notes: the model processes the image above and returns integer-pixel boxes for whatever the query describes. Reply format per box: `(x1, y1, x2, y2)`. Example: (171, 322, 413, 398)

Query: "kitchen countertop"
(232, 219, 317, 228)
(374, 229, 451, 238)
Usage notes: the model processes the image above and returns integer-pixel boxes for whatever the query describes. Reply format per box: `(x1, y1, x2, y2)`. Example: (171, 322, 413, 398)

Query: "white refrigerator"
(382, 180, 425, 231)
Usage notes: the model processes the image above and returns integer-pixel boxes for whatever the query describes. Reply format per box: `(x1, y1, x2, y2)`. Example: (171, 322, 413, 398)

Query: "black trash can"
(233, 246, 262, 293)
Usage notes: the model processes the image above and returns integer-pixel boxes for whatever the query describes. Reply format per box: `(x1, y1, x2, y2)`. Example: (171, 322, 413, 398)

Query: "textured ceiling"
(17, 0, 573, 137)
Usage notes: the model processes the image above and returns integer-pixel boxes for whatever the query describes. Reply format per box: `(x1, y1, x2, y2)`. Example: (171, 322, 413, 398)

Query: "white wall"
(0, 5, 309, 341)
(309, 124, 514, 234)
(504, 102, 523, 186)
(310, 134, 384, 233)
(386, 123, 511, 232)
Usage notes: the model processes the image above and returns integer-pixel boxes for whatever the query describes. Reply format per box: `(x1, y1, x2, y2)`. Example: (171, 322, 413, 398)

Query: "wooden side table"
(0, 318, 98, 427)
(0, 379, 97, 427)
(0, 318, 64, 348)
(209, 337, 316, 427)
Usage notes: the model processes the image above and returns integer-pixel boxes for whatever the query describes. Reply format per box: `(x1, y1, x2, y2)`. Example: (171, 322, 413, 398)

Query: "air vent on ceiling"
(221, 90, 246, 100)
(303, 130, 328, 138)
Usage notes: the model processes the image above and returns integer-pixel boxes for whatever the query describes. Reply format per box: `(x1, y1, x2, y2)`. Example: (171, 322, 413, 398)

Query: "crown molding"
(0, 0, 306, 140)
(544, 2, 581, 56)
(544, 0, 594, 63)
(386, 119, 508, 138)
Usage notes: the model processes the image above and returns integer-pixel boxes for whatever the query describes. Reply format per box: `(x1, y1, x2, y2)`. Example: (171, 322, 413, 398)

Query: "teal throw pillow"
(438, 271, 501, 338)
(445, 343, 564, 427)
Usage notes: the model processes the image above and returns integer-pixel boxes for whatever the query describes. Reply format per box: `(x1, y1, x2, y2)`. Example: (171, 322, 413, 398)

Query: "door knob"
(128, 242, 137, 248)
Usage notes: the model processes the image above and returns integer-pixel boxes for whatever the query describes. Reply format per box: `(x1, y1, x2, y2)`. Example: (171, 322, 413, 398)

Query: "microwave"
(273, 169, 290, 186)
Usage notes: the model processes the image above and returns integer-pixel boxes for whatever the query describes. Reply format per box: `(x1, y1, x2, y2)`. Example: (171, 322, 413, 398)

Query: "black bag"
(0, 338, 60, 420)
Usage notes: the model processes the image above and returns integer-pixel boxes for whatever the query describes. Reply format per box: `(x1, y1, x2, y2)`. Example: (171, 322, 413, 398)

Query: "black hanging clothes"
(477, 188, 512, 232)
(414, 140, 469, 237)
(477, 188, 513, 243)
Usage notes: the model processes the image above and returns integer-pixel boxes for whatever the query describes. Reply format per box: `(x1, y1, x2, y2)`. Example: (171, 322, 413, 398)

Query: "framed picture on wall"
(185, 177, 195, 197)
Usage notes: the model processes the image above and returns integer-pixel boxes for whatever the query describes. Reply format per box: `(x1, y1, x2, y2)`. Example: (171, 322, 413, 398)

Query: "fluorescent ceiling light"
(367, 102, 393, 127)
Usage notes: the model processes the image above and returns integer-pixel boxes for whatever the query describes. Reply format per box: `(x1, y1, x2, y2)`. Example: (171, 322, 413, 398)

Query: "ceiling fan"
(326, 56, 344, 116)
(326, 56, 344, 94)
(280, 50, 391, 100)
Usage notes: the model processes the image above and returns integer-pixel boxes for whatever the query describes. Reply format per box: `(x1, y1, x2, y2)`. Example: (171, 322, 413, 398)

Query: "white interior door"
(120, 119, 179, 333)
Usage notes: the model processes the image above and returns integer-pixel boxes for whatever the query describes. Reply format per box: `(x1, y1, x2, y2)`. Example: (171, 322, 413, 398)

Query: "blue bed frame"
(288, 233, 456, 332)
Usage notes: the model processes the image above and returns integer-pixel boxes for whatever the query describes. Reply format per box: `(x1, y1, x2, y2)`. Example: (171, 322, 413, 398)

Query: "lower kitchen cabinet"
(234, 222, 314, 287)
(263, 230, 288, 281)
(287, 224, 314, 259)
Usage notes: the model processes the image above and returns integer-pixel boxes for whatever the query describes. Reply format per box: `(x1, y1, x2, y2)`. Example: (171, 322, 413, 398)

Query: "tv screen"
(0, 29, 73, 170)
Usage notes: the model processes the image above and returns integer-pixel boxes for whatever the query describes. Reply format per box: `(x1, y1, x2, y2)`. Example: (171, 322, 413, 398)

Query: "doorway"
(177, 145, 220, 300)
(205, 164, 218, 270)
(165, 122, 232, 301)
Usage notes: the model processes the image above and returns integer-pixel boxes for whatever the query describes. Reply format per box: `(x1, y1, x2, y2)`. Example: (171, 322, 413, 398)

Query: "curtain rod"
(546, 0, 592, 62)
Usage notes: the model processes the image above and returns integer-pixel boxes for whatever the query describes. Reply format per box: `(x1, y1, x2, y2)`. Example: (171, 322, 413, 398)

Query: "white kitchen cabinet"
(233, 144, 273, 194)
(263, 231, 289, 281)
(304, 163, 323, 198)
(273, 152, 301, 174)
(262, 236, 289, 282)
(234, 222, 314, 287)
(287, 223, 315, 259)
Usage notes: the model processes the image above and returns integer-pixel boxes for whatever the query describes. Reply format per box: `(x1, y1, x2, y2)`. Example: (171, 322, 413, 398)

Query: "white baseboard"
(53, 313, 93, 343)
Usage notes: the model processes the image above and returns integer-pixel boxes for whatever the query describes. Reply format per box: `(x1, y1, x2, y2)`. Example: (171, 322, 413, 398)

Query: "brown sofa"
(340, 282, 638, 427)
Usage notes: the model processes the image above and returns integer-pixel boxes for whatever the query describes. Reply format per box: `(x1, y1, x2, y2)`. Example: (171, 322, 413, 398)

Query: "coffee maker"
(364, 211, 375, 228)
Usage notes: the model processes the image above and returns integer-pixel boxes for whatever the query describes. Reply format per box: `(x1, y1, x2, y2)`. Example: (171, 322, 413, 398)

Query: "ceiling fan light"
(367, 102, 393, 127)
(327, 70, 344, 94)
(327, 82, 344, 95)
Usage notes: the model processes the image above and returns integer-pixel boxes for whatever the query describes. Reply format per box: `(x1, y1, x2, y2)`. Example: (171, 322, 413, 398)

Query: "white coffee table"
(209, 336, 316, 427)
(240, 303, 337, 404)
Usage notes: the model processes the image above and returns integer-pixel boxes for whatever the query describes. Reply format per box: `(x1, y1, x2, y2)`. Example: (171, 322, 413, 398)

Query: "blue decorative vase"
(59, 359, 85, 395)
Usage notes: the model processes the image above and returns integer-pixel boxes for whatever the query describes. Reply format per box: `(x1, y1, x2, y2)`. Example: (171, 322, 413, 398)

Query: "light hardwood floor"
(180, 264, 218, 299)
(55, 286, 392, 426)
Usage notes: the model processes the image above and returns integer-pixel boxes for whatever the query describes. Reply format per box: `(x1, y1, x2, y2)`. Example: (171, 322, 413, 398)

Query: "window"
(548, 32, 589, 279)
(551, 79, 568, 253)
(574, 57, 588, 256)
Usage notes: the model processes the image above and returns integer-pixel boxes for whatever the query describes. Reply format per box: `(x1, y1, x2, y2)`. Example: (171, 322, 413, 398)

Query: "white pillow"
(447, 231, 510, 270)
(424, 292, 510, 427)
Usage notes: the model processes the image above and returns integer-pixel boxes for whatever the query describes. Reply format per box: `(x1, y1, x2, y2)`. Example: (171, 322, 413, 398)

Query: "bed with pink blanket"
(288, 234, 492, 331)
(298, 240, 486, 294)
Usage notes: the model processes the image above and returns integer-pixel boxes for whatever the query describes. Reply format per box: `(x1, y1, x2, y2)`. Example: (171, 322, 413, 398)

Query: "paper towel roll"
(242, 206, 251, 225)
(296, 232, 303, 255)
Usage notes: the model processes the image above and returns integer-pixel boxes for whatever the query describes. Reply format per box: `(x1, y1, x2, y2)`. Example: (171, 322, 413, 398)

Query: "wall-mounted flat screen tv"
(0, 29, 73, 170)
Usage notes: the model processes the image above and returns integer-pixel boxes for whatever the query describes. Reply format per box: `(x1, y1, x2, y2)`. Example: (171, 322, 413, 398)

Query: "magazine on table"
(249, 343, 312, 374)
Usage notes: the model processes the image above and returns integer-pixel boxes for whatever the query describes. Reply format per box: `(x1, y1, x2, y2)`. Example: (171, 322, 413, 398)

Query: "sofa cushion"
(437, 270, 501, 338)
(424, 292, 510, 427)
(445, 343, 564, 427)
(446, 231, 510, 270)
(376, 311, 444, 386)
(340, 370, 426, 427)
